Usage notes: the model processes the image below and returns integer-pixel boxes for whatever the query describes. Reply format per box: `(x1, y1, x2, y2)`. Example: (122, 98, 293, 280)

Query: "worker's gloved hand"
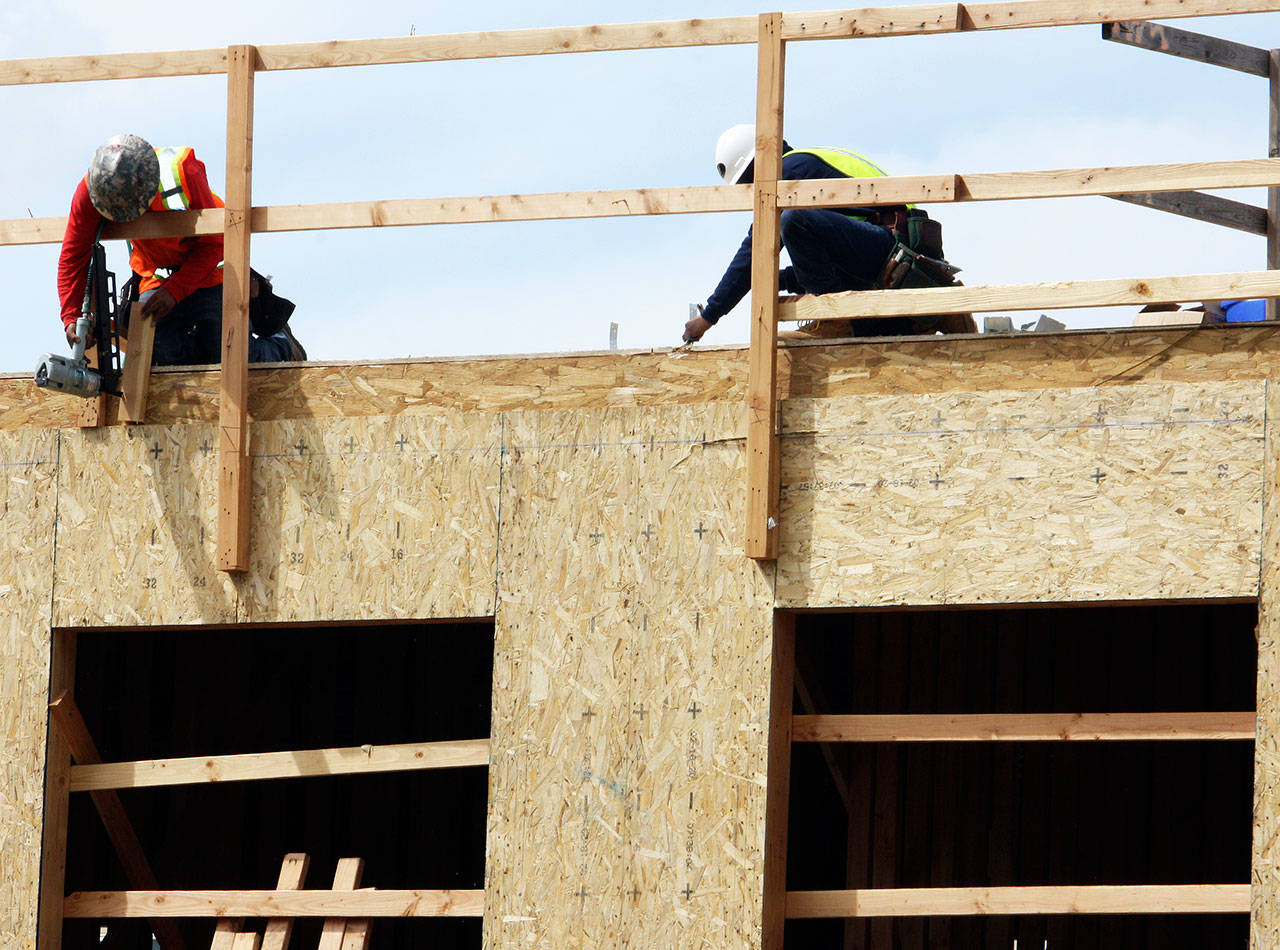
(65, 323, 95, 349)
(684, 313, 713, 344)
(139, 287, 177, 322)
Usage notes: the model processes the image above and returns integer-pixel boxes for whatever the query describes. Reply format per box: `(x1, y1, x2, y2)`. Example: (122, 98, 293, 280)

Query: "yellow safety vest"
(784, 147, 914, 215)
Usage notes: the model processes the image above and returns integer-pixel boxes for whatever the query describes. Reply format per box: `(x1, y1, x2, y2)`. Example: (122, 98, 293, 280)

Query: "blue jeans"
(780, 207, 915, 336)
(141, 285, 293, 366)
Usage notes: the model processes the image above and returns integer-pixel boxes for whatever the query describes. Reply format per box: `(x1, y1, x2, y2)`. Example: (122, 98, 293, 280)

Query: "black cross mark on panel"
(634, 704, 647, 720)
(344, 437, 357, 454)
(688, 701, 701, 719)
(694, 522, 708, 540)
(641, 524, 655, 541)
(1091, 468, 1106, 484)
(589, 529, 603, 543)
(582, 707, 596, 721)
(293, 439, 308, 457)
(929, 472, 944, 489)
(394, 434, 409, 451)
(199, 440, 212, 456)
(682, 884, 694, 901)
(149, 442, 163, 460)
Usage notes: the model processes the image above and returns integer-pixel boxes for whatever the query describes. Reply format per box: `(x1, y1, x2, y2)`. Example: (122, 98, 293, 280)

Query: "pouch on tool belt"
(872, 207, 944, 259)
(876, 243, 961, 291)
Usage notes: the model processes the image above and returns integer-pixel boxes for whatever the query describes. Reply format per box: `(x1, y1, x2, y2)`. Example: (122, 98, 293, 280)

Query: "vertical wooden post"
(1253, 379, 1280, 948)
(36, 630, 77, 950)
(218, 44, 256, 573)
(1265, 50, 1280, 321)
(762, 612, 795, 950)
(745, 12, 785, 560)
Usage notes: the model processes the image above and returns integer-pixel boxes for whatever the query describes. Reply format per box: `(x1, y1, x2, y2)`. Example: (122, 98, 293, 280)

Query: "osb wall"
(0, 327, 1276, 949)
(0, 430, 57, 950)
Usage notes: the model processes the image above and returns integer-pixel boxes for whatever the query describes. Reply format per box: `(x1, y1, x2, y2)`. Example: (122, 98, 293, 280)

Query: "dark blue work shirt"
(701, 151, 886, 324)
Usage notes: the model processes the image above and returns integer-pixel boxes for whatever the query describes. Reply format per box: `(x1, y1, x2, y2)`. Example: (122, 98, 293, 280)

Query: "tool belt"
(115, 268, 295, 338)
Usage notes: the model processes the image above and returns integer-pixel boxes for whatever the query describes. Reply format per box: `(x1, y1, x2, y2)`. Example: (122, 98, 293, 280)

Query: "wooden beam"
(63, 889, 485, 918)
(763, 614, 796, 950)
(37, 632, 77, 950)
(250, 185, 753, 232)
(1268, 50, 1279, 321)
(786, 884, 1251, 918)
(260, 854, 309, 950)
(1253, 379, 1280, 947)
(70, 738, 490, 791)
(1110, 190, 1268, 235)
(47, 692, 186, 950)
(6, 0, 1280, 89)
(784, 0, 1280, 39)
(781, 269, 1280, 321)
(118, 310, 156, 424)
(210, 920, 246, 950)
(317, 859, 363, 950)
(745, 11, 786, 560)
(793, 712, 1258, 742)
(218, 44, 256, 573)
(1101, 20, 1269, 76)
(5, 159, 1280, 250)
(793, 639, 853, 811)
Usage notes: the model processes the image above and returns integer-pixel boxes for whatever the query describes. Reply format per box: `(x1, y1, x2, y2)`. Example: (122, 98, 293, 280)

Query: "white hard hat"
(715, 124, 756, 184)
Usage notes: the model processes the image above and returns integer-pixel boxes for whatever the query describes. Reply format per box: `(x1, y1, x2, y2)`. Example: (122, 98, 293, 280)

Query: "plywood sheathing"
(487, 403, 774, 949)
(9, 325, 1280, 431)
(54, 424, 237, 627)
(241, 414, 499, 623)
(0, 430, 58, 947)
(776, 381, 1264, 607)
(52, 414, 501, 627)
(1253, 377, 1280, 948)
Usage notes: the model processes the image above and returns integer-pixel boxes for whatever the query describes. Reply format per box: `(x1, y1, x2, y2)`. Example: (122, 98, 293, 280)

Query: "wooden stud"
(6, 159, 1280, 250)
(762, 613, 796, 950)
(786, 884, 1251, 918)
(317, 859, 364, 950)
(70, 737, 490, 791)
(745, 12, 785, 560)
(210, 919, 245, 950)
(118, 311, 156, 424)
(218, 44, 256, 573)
(62, 889, 485, 918)
(781, 268, 1280, 321)
(47, 692, 186, 950)
(792, 711, 1258, 742)
(260, 853, 310, 950)
(1101, 20, 1269, 75)
(1110, 190, 1268, 235)
(1268, 50, 1279, 321)
(230, 934, 261, 950)
(1253, 378, 1280, 947)
(36, 631, 77, 950)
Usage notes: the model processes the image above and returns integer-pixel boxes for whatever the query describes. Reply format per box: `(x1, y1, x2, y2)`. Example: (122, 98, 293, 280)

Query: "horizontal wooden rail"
(5, 0, 1279, 86)
(792, 712, 1257, 742)
(781, 269, 1280, 320)
(4, 158, 1280, 248)
(69, 738, 490, 791)
(785, 884, 1251, 918)
(64, 889, 483, 918)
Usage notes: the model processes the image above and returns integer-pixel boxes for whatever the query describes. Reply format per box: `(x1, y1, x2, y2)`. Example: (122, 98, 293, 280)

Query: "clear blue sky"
(1, 1, 1276, 373)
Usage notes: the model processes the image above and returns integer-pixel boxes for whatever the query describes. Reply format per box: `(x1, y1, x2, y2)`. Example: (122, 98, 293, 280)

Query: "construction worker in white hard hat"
(57, 134, 305, 365)
(684, 124, 962, 343)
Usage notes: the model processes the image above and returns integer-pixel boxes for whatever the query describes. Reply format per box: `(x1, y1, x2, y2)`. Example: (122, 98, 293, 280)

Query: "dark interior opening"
(62, 621, 493, 949)
(785, 602, 1258, 949)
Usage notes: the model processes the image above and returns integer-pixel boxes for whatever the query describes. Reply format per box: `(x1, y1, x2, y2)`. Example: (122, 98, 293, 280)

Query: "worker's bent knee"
(779, 207, 819, 242)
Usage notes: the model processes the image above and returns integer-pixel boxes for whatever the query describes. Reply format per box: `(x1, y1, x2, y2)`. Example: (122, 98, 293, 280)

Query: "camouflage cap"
(87, 134, 159, 222)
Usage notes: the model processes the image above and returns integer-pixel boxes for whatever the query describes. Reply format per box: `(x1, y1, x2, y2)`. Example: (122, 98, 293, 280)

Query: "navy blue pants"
(780, 207, 915, 336)
(141, 285, 293, 367)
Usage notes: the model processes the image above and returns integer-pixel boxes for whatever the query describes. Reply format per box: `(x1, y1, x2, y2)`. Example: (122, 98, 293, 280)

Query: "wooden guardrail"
(4, 1, 1280, 569)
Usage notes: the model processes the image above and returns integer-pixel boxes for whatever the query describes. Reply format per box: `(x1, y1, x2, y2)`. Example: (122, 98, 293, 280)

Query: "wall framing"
(0, 325, 1276, 947)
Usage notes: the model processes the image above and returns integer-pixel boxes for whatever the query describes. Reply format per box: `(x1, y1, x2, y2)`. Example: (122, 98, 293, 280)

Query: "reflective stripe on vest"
(154, 146, 191, 211)
(784, 147, 889, 181)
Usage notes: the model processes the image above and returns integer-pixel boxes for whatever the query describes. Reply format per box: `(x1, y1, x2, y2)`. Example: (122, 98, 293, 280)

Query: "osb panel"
(54, 424, 236, 627)
(1252, 378, 1280, 948)
(776, 380, 1264, 607)
(9, 324, 1280, 432)
(238, 413, 500, 623)
(487, 404, 775, 950)
(0, 429, 57, 948)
